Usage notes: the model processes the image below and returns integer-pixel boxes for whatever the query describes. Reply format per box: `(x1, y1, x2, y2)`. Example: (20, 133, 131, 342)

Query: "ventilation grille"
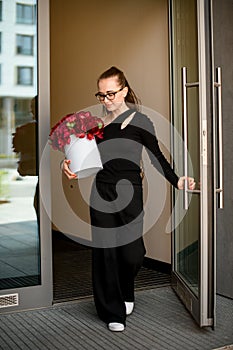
(0, 294, 19, 308)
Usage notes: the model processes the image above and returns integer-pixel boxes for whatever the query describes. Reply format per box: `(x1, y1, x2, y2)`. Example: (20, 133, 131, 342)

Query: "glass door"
(170, 0, 216, 327)
(0, 0, 52, 312)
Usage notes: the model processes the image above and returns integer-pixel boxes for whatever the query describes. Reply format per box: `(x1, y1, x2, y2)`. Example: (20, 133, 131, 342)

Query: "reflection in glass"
(0, 0, 40, 290)
(17, 67, 34, 86)
(16, 34, 34, 55)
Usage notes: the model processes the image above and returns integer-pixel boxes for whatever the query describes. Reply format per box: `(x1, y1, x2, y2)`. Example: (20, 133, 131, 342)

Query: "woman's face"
(97, 77, 128, 113)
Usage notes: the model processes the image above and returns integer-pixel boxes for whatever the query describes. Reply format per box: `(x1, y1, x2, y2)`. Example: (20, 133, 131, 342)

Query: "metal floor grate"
(0, 288, 233, 350)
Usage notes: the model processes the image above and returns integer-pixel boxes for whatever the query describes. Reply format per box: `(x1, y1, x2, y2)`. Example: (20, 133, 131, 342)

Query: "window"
(0, 1, 2, 22)
(16, 3, 36, 24)
(17, 67, 33, 85)
(14, 98, 33, 126)
(0, 32, 2, 53)
(16, 34, 33, 55)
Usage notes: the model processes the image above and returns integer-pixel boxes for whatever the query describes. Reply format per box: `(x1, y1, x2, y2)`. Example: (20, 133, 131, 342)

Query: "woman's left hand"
(177, 176, 196, 190)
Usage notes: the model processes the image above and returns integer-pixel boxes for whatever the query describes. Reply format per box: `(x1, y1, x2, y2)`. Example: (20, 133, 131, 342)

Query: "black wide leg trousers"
(90, 181, 146, 325)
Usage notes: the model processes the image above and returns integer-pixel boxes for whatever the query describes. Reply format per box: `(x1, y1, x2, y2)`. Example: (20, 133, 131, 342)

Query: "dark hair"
(97, 66, 141, 110)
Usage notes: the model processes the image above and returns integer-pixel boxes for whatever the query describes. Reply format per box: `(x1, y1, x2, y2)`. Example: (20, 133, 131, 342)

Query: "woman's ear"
(122, 86, 128, 98)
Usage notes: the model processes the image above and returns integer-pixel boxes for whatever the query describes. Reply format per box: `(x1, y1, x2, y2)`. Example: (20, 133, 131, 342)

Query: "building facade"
(0, 0, 37, 157)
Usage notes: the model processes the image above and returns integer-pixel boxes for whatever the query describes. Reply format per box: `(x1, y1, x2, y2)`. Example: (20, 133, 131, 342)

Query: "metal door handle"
(214, 67, 224, 208)
(182, 67, 199, 209)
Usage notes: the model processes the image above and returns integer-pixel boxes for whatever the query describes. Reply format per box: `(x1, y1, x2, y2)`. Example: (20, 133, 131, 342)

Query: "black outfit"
(90, 109, 179, 325)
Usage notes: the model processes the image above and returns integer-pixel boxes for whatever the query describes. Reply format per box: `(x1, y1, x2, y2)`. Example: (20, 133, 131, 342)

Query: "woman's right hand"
(61, 159, 77, 180)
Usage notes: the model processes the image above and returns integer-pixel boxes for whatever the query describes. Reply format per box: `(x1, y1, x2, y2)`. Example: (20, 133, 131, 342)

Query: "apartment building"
(0, 0, 37, 156)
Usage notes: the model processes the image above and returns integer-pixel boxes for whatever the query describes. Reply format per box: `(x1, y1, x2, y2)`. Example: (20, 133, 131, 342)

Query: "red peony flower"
(49, 111, 104, 152)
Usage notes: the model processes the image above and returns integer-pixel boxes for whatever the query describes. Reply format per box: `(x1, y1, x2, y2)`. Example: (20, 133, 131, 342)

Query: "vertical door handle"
(182, 67, 189, 210)
(182, 67, 200, 210)
(214, 67, 224, 209)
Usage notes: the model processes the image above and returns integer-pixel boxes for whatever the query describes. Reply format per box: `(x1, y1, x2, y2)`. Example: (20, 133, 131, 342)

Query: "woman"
(62, 66, 195, 332)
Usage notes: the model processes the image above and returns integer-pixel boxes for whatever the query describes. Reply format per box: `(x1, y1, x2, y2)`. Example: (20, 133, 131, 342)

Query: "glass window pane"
(17, 67, 33, 85)
(16, 35, 33, 55)
(16, 4, 36, 25)
(0, 0, 40, 291)
(171, 0, 199, 296)
(0, 1, 2, 22)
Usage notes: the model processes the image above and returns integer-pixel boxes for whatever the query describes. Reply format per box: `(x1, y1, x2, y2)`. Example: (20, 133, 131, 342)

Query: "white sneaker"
(125, 302, 134, 315)
(108, 322, 125, 332)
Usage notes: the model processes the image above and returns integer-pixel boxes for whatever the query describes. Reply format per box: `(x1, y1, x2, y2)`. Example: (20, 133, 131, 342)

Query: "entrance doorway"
(50, 0, 174, 304)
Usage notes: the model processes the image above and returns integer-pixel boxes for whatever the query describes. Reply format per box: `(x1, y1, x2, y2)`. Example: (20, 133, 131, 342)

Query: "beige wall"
(50, 0, 172, 263)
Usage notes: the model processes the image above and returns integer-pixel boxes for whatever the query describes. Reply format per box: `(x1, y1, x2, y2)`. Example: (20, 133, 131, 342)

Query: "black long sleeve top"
(96, 109, 179, 188)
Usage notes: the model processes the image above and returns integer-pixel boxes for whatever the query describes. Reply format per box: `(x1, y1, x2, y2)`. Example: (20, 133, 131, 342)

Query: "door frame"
(169, 0, 215, 327)
(0, 0, 52, 314)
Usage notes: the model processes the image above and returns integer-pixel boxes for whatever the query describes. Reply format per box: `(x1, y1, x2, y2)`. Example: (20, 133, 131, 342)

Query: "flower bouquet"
(49, 111, 104, 178)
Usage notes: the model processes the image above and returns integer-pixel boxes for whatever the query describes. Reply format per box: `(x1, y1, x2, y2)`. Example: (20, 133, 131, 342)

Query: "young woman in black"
(62, 66, 195, 332)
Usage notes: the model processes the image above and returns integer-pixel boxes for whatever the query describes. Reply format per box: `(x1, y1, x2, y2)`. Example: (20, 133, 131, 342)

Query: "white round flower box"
(64, 135, 102, 178)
